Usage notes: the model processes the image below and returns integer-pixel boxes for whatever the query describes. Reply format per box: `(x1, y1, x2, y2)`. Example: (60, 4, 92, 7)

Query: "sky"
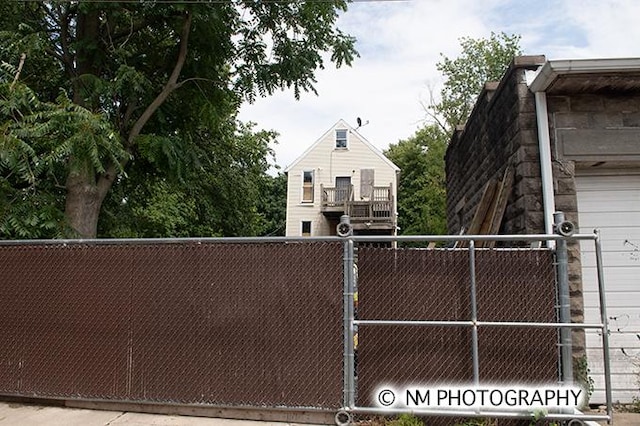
(238, 0, 640, 171)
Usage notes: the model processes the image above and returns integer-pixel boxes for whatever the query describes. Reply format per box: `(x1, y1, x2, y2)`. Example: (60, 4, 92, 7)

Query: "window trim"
(335, 129, 348, 149)
(301, 170, 314, 203)
(301, 221, 312, 237)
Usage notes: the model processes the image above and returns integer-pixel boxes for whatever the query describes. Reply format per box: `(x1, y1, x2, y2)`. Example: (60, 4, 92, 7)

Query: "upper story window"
(302, 170, 314, 203)
(335, 129, 348, 149)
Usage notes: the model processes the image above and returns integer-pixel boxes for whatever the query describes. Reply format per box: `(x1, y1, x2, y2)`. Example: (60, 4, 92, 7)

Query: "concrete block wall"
(548, 91, 640, 166)
(445, 55, 591, 364)
(445, 56, 546, 237)
(546, 91, 640, 358)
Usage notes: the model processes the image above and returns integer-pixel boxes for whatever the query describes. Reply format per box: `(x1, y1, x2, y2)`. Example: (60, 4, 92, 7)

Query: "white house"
(284, 119, 400, 237)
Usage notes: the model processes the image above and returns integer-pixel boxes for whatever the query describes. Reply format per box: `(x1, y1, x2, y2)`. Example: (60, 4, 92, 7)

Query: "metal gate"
(339, 232, 612, 424)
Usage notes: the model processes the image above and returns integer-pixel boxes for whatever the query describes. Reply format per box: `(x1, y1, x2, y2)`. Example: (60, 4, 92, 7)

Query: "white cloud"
(563, 0, 640, 58)
(238, 0, 640, 171)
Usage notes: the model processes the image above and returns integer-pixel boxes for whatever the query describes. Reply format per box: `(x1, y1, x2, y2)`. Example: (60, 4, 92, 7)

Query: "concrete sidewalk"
(3, 401, 640, 426)
(0, 402, 317, 426)
(599, 412, 640, 426)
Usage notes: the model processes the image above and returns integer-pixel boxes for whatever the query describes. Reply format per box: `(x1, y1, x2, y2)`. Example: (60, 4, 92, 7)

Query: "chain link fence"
(355, 247, 558, 408)
(346, 234, 611, 425)
(0, 235, 611, 424)
(0, 240, 344, 408)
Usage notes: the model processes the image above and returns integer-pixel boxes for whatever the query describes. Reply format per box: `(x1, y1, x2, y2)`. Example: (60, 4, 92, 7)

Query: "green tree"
(385, 125, 448, 236)
(1, 63, 124, 238)
(433, 32, 522, 130)
(256, 172, 287, 237)
(0, 1, 357, 238)
(390, 33, 521, 237)
(98, 120, 280, 238)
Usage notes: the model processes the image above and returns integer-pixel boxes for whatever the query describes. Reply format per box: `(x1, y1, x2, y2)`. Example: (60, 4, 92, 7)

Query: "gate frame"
(339, 231, 612, 425)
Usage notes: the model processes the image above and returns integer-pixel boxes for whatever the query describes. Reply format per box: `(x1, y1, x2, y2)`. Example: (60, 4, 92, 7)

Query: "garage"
(576, 172, 640, 404)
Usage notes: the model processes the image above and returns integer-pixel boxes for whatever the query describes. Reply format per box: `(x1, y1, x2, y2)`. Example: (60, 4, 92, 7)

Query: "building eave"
(529, 57, 640, 93)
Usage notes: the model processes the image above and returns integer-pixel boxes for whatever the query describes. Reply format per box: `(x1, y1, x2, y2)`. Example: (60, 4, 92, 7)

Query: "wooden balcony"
(321, 184, 396, 231)
(320, 185, 353, 211)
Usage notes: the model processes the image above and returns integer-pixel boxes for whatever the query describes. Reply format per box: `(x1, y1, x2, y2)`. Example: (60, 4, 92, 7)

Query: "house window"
(335, 129, 348, 148)
(302, 171, 314, 203)
(301, 221, 311, 236)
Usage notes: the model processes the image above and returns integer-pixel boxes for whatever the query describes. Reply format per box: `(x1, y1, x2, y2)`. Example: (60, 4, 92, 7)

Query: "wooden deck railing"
(321, 184, 394, 223)
(321, 184, 354, 208)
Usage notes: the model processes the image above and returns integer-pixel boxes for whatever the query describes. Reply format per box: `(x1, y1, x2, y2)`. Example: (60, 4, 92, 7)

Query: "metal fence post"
(595, 231, 613, 423)
(347, 239, 356, 408)
(554, 212, 573, 384)
(341, 216, 356, 409)
(469, 240, 480, 385)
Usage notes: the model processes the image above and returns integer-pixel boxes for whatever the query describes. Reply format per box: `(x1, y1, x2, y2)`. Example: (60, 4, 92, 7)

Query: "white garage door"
(576, 173, 640, 404)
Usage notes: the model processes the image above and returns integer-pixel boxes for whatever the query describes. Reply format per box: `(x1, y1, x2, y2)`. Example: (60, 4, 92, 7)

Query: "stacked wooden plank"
(460, 167, 514, 248)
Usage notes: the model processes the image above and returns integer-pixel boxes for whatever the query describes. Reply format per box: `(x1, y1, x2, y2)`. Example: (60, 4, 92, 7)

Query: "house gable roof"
(284, 119, 400, 173)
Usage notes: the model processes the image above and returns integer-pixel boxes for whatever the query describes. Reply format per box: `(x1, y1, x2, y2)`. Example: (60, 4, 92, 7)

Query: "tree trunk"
(64, 9, 103, 238)
(63, 11, 192, 238)
(65, 171, 101, 238)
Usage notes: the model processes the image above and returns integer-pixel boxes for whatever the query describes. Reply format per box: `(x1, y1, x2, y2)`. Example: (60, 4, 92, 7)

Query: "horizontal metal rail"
(350, 233, 597, 243)
(0, 233, 598, 246)
(349, 407, 611, 422)
(354, 320, 605, 329)
(0, 236, 344, 246)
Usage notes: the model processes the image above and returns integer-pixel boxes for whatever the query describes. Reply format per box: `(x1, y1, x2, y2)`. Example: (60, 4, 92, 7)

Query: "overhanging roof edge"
(528, 57, 640, 92)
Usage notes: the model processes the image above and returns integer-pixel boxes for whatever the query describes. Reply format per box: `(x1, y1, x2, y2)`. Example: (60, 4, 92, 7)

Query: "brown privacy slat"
(356, 249, 473, 407)
(0, 241, 558, 416)
(475, 249, 558, 383)
(357, 249, 473, 322)
(0, 245, 131, 398)
(127, 243, 344, 407)
(356, 247, 558, 407)
(0, 242, 343, 409)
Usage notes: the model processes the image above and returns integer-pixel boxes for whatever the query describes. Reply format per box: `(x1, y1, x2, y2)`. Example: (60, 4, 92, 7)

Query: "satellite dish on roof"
(355, 117, 369, 129)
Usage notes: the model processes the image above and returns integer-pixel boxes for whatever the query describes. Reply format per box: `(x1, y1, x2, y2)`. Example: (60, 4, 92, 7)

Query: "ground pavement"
(0, 402, 322, 426)
(2, 401, 640, 425)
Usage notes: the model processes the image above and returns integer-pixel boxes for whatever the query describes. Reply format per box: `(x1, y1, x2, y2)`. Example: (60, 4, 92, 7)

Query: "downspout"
(533, 90, 556, 247)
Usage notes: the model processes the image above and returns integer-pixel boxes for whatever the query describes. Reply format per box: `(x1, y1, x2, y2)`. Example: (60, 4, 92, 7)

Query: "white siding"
(576, 173, 640, 404)
(285, 121, 398, 237)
